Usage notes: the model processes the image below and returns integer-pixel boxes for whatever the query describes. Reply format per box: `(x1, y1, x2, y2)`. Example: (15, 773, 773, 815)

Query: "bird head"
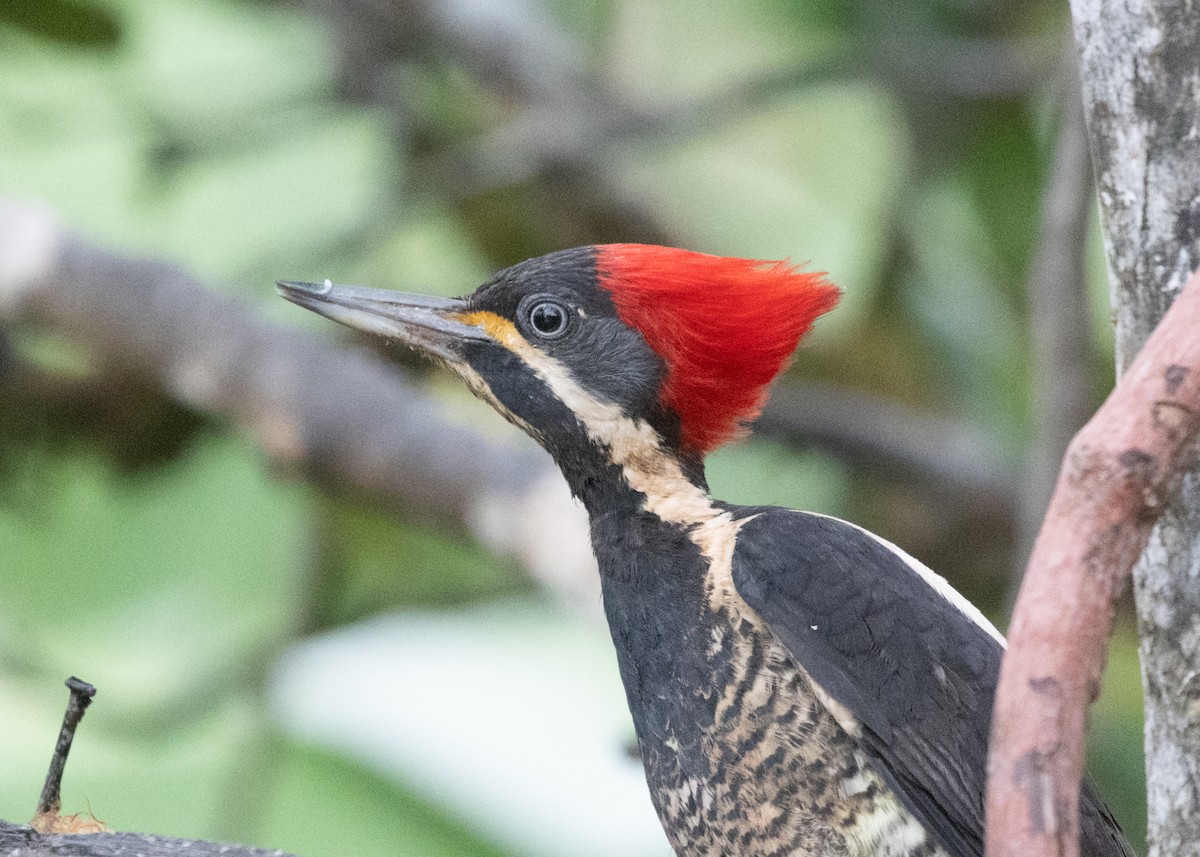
(279, 245, 838, 491)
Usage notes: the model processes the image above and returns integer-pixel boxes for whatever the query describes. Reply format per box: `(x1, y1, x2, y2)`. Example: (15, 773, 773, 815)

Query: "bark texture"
(1070, 1, 1200, 853)
(0, 820, 295, 857)
(986, 270, 1200, 856)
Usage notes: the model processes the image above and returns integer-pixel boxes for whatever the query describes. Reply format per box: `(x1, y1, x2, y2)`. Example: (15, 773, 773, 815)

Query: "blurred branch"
(1015, 55, 1097, 577)
(0, 210, 532, 525)
(300, 0, 593, 106)
(757, 379, 1019, 593)
(866, 28, 1058, 99)
(757, 379, 1017, 508)
(0, 197, 598, 610)
(297, 0, 1056, 208)
(0, 358, 207, 472)
(0, 820, 297, 857)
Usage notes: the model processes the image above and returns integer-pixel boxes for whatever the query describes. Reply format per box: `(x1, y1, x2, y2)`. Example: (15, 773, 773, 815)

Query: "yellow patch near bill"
(453, 310, 524, 349)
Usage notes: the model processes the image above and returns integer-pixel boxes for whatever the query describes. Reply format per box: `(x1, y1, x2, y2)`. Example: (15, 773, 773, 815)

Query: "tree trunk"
(1069, 0, 1200, 852)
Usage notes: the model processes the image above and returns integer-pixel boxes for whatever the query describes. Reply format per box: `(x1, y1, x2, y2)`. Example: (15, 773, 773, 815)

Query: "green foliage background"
(0, 0, 1145, 853)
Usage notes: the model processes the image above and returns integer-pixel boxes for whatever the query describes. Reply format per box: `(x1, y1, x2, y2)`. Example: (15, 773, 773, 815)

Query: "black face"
(277, 246, 700, 505)
(463, 247, 677, 441)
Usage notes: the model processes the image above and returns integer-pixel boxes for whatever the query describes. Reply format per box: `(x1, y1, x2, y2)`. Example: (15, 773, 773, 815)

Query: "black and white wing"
(729, 507, 1133, 857)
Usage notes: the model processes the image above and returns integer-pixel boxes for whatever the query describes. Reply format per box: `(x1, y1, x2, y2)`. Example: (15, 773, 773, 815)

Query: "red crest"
(595, 244, 839, 454)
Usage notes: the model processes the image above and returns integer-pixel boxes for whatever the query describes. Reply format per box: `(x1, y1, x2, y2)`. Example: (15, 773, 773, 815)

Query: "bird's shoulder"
(724, 504, 1006, 732)
(723, 504, 1003, 857)
(720, 505, 1134, 857)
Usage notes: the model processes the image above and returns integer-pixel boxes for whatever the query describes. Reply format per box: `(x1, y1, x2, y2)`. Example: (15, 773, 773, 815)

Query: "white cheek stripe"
(496, 338, 719, 524)
(475, 338, 748, 597)
(471, 335, 1003, 650)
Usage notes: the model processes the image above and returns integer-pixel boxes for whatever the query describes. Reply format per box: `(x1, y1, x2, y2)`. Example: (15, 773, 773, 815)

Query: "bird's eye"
(528, 301, 569, 339)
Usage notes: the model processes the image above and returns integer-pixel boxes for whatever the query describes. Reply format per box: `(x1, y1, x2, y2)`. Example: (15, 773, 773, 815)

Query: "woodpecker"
(279, 245, 1132, 857)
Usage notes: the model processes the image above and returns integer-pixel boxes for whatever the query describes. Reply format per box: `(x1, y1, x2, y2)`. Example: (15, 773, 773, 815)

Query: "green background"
(0, 0, 1144, 854)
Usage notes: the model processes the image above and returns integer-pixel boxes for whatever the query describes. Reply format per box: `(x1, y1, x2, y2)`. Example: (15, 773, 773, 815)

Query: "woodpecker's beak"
(276, 280, 492, 361)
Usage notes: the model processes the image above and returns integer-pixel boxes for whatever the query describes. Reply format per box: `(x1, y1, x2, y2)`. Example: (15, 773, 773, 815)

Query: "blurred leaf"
(612, 82, 909, 332)
(899, 173, 1028, 441)
(114, 0, 330, 126)
(607, 0, 834, 100)
(758, 0, 860, 30)
(0, 0, 120, 48)
(315, 497, 529, 629)
(542, 0, 610, 47)
(962, 100, 1043, 284)
(0, 677, 513, 852)
(398, 64, 503, 142)
(353, 208, 494, 297)
(263, 739, 514, 857)
(707, 441, 848, 515)
(155, 112, 392, 281)
(0, 436, 308, 713)
(0, 0, 392, 285)
(6, 327, 94, 378)
(0, 35, 141, 229)
(801, 312, 944, 408)
(271, 603, 668, 857)
(1085, 208, 1117, 382)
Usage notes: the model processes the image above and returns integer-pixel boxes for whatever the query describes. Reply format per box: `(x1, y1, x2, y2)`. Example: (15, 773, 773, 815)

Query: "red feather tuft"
(594, 244, 839, 454)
